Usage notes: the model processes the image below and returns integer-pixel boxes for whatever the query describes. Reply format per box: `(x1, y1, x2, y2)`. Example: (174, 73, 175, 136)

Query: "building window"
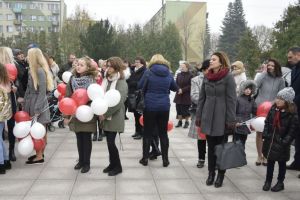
(7, 14, 14, 20)
(22, 3, 27, 9)
(0, 14, 3, 20)
(6, 3, 13, 9)
(40, 26, 44, 31)
(38, 3, 43, 10)
(38, 16, 44, 21)
(15, 3, 22, 9)
(0, 25, 3, 33)
(7, 25, 13, 33)
(30, 3, 35, 9)
(31, 15, 37, 21)
(48, 26, 53, 32)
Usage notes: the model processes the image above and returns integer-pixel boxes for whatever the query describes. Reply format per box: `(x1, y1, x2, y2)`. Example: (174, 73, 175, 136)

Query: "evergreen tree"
(218, 0, 247, 61)
(237, 29, 261, 78)
(271, 1, 300, 64)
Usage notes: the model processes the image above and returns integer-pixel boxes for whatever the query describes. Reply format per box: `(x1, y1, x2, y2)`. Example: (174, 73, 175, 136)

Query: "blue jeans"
(0, 122, 9, 164)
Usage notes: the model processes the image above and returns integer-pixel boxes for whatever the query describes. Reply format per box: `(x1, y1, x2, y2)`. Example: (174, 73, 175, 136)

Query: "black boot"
(4, 160, 11, 170)
(206, 171, 215, 186)
(183, 121, 189, 129)
(140, 139, 151, 166)
(262, 181, 271, 191)
(175, 120, 182, 128)
(9, 149, 16, 162)
(149, 138, 161, 160)
(108, 166, 122, 176)
(92, 133, 97, 141)
(214, 173, 225, 188)
(98, 133, 103, 141)
(161, 137, 170, 167)
(0, 164, 5, 174)
(271, 181, 284, 192)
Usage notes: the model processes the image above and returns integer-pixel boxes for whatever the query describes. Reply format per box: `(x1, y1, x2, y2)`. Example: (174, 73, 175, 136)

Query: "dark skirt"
(176, 104, 190, 118)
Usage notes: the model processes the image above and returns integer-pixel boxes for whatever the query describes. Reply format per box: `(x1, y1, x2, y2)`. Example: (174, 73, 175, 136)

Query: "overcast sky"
(64, 0, 297, 33)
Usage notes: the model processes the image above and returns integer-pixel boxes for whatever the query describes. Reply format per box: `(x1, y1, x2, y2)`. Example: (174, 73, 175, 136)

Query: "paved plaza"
(1, 98, 300, 200)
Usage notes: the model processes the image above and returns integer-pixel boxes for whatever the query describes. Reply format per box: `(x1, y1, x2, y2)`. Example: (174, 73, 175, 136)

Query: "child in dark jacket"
(262, 87, 299, 192)
(235, 80, 257, 145)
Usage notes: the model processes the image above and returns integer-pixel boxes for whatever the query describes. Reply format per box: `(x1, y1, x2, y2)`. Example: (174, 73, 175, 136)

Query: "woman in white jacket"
(231, 61, 247, 93)
(188, 60, 210, 168)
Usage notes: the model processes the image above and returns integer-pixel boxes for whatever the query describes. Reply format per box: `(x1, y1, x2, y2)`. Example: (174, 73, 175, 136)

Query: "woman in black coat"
(262, 87, 299, 192)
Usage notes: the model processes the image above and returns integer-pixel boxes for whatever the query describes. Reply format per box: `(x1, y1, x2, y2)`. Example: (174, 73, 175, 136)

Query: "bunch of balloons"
(57, 72, 121, 122)
(13, 111, 46, 156)
(250, 101, 272, 132)
(139, 115, 174, 132)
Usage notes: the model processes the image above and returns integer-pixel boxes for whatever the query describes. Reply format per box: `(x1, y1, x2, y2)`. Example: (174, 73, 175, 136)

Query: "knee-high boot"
(140, 138, 151, 166)
(161, 137, 169, 167)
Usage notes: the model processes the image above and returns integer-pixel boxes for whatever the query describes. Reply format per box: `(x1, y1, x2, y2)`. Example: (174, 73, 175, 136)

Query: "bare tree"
(210, 33, 220, 54)
(251, 25, 272, 52)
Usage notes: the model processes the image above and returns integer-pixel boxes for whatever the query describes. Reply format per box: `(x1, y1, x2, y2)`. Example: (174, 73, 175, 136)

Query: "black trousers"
(75, 132, 92, 166)
(235, 134, 248, 146)
(7, 92, 17, 150)
(105, 131, 122, 169)
(143, 111, 169, 159)
(134, 111, 143, 135)
(95, 118, 103, 136)
(266, 160, 286, 182)
(198, 140, 206, 160)
(206, 135, 227, 174)
(291, 128, 300, 167)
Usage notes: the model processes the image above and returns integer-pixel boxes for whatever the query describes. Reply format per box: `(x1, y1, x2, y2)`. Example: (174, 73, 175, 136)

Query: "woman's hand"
(178, 88, 183, 95)
(11, 85, 17, 93)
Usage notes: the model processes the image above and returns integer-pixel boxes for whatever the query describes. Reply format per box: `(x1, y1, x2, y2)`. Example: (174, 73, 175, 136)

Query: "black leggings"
(198, 140, 206, 160)
(7, 92, 17, 150)
(206, 135, 227, 174)
(105, 131, 122, 168)
(266, 160, 286, 182)
(75, 132, 92, 166)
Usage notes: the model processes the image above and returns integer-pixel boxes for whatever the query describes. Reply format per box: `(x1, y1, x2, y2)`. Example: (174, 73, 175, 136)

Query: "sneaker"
(26, 159, 44, 165)
(197, 160, 205, 168)
(183, 121, 189, 129)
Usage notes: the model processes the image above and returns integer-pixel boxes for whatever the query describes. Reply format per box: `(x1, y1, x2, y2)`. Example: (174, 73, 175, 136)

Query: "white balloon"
(30, 122, 46, 139)
(76, 105, 94, 122)
(250, 117, 266, 132)
(91, 98, 109, 115)
(54, 89, 60, 98)
(104, 89, 121, 107)
(87, 83, 104, 100)
(13, 121, 31, 138)
(62, 71, 72, 83)
(18, 136, 34, 156)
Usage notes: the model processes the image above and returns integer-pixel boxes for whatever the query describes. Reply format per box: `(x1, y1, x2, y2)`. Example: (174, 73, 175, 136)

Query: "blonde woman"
(24, 48, 53, 164)
(138, 54, 178, 167)
(0, 47, 18, 162)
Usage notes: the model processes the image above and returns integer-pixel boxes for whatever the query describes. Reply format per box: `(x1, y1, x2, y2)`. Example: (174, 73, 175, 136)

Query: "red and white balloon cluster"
(13, 111, 46, 156)
(56, 72, 121, 122)
(250, 101, 272, 132)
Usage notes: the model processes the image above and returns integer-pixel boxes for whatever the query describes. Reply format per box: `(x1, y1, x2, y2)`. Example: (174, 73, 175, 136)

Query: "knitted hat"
(277, 87, 295, 103)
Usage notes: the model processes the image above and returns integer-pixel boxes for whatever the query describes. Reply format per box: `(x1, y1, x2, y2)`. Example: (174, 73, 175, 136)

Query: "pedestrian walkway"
(1, 100, 300, 200)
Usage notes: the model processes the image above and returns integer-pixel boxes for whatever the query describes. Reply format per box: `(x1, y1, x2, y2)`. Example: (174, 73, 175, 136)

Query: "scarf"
(71, 75, 93, 91)
(206, 68, 229, 81)
(101, 72, 120, 92)
(273, 108, 282, 129)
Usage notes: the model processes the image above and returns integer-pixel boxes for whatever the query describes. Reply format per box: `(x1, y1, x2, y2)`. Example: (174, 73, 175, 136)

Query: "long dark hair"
(267, 58, 282, 77)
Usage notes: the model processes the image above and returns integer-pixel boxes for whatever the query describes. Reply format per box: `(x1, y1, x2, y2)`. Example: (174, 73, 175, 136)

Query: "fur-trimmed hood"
(238, 80, 257, 97)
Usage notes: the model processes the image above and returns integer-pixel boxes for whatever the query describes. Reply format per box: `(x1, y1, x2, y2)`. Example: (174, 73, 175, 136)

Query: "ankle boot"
(139, 158, 148, 166)
(271, 181, 284, 192)
(0, 164, 6, 174)
(214, 173, 225, 188)
(206, 172, 215, 186)
(4, 160, 11, 170)
(262, 181, 271, 191)
(9, 149, 16, 162)
(175, 120, 182, 128)
(183, 121, 189, 128)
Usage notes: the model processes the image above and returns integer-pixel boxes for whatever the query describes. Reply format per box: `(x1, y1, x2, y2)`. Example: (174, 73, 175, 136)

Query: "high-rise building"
(145, 1, 207, 63)
(0, 0, 66, 37)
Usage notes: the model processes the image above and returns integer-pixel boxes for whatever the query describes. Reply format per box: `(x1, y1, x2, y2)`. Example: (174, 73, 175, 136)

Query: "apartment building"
(145, 1, 207, 63)
(0, 0, 66, 37)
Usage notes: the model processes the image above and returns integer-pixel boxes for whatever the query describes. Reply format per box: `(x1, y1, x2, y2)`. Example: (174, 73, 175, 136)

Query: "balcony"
(13, 7, 22, 13)
(13, 19, 22, 25)
(52, 10, 60, 15)
(52, 21, 59, 26)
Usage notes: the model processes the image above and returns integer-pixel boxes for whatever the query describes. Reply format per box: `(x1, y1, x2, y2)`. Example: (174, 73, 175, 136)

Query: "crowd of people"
(0, 44, 300, 193)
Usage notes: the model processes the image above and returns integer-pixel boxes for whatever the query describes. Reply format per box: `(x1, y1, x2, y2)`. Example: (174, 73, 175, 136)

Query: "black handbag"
(135, 71, 151, 114)
(215, 133, 247, 170)
(127, 93, 137, 112)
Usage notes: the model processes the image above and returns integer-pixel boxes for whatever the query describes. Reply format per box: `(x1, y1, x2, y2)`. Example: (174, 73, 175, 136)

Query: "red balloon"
(58, 95, 64, 102)
(33, 138, 46, 151)
(139, 115, 144, 126)
(57, 83, 67, 96)
(14, 111, 31, 122)
(5, 63, 18, 81)
(58, 97, 77, 115)
(167, 121, 174, 132)
(257, 101, 272, 117)
(71, 88, 89, 106)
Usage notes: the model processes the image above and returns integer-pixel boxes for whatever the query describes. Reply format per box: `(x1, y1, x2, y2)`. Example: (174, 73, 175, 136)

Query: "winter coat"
(24, 68, 51, 124)
(291, 61, 300, 115)
(255, 72, 285, 106)
(262, 105, 299, 161)
(138, 64, 178, 112)
(188, 73, 205, 139)
(196, 72, 237, 136)
(233, 72, 247, 94)
(102, 79, 128, 133)
(65, 76, 97, 133)
(173, 71, 193, 105)
(14, 60, 29, 98)
(127, 66, 146, 95)
(236, 80, 257, 135)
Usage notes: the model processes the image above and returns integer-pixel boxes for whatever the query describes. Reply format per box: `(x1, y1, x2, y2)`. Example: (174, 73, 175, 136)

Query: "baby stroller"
(47, 90, 65, 132)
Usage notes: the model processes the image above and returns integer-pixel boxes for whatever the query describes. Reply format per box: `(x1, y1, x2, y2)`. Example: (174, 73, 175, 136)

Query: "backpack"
(0, 89, 12, 121)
